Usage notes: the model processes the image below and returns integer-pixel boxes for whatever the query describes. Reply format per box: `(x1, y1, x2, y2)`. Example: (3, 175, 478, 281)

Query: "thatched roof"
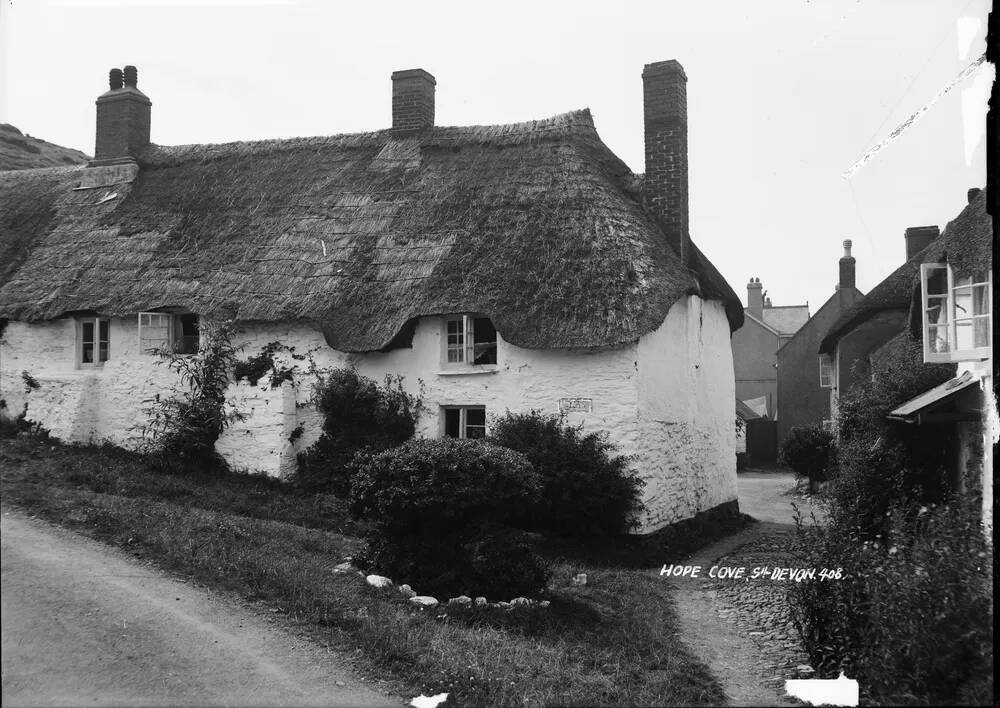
(819, 188, 991, 354)
(0, 110, 742, 351)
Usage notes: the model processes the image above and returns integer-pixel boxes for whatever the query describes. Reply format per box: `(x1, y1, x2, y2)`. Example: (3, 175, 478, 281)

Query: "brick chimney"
(839, 240, 856, 290)
(903, 225, 939, 260)
(747, 277, 763, 318)
(642, 60, 688, 264)
(391, 69, 435, 132)
(93, 65, 151, 164)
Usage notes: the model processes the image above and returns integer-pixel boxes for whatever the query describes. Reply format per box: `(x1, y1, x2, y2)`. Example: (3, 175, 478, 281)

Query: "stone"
(366, 574, 393, 589)
(498, 601, 512, 609)
(409, 595, 439, 608)
(398, 584, 416, 598)
(572, 573, 588, 586)
(538, 600, 551, 608)
(510, 597, 531, 607)
(448, 595, 472, 606)
(474, 597, 487, 606)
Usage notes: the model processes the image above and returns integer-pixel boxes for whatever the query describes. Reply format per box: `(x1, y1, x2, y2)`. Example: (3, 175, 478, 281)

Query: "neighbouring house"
(734, 397, 760, 470)
(731, 277, 809, 418)
(819, 223, 944, 426)
(776, 240, 864, 444)
(0, 62, 745, 534)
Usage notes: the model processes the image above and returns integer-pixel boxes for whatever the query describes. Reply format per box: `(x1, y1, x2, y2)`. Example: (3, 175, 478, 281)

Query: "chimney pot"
(109, 68, 123, 90)
(747, 277, 764, 318)
(842, 239, 852, 257)
(839, 239, 856, 290)
(391, 68, 435, 132)
(903, 225, 940, 260)
(967, 187, 981, 203)
(642, 59, 688, 265)
(123, 65, 138, 87)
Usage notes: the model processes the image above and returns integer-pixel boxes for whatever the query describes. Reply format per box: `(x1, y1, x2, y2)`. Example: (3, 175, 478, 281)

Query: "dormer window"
(139, 312, 200, 355)
(442, 315, 497, 366)
(920, 264, 991, 363)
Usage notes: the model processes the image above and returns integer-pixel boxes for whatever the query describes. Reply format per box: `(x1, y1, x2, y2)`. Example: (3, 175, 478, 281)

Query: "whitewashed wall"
(1, 296, 738, 533)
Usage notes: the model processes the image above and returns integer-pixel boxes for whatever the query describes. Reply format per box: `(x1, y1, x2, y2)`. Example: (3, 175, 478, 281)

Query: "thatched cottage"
(0, 62, 743, 533)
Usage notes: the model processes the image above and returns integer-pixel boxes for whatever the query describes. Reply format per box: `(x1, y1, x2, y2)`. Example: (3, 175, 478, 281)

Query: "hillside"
(0, 124, 89, 170)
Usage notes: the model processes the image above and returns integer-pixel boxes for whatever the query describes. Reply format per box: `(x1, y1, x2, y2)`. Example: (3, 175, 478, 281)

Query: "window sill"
(437, 367, 499, 377)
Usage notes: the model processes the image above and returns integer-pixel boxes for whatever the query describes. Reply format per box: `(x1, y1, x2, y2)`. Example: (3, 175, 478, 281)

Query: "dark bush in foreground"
(350, 438, 549, 598)
(789, 499, 992, 705)
(295, 369, 421, 495)
(488, 411, 643, 537)
(779, 425, 835, 491)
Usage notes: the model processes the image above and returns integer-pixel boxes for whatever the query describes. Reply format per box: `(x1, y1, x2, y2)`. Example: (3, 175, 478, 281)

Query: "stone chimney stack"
(967, 187, 982, 203)
(839, 240, 856, 290)
(93, 65, 151, 164)
(391, 69, 435, 132)
(904, 225, 940, 261)
(642, 60, 688, 264)
(747, 277, 763, 318)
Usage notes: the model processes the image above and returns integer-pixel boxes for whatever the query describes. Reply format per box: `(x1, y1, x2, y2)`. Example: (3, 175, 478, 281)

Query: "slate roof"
(0, 110, 743, 352)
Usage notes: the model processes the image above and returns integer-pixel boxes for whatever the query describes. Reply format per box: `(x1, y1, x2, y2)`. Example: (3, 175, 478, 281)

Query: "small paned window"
(79, 317, 110, 366)
(139, 312, 200, 355)
(920, 264, 992, 362)
(443, 315, 498, 366)
(443, 406, 487, 439)
(819, 354, 833, 388)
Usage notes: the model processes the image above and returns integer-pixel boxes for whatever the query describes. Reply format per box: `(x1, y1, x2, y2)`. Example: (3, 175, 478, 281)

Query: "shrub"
(789, 498, 992, 704)
(779, 425, 835, 491)
(349, 438, 549, 598)
(487, 411, 643, 537)
(295, 368, 421, 495)
(138, 321, 244, 473)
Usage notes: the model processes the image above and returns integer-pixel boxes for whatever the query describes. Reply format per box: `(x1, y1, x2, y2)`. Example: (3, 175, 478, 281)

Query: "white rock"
(474, 597, 487, 606)
(448, 595, 472, 606)
(572, 573, 588, 586)
(409, 595, 439, 608)
(398, 584, 416, 598)
(366, 574, 393, 588)
(539, 600, 551, 608)
(510, 597, 531, 607)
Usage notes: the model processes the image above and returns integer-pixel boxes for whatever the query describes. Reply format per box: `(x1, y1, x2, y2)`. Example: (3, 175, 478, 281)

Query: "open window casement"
(443, 315, 497, 366)
(139, 312, 200, 355)
(443, 406, 487, 439)
(920, 264, 992, 363)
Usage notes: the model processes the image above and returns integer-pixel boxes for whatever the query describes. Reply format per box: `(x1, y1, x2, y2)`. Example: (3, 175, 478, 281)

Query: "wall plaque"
(559, 397, 593, 414)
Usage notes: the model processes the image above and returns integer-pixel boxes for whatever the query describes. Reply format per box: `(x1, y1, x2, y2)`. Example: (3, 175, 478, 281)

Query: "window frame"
(920, 264, 992, 363)
(441, 315, 497, 368)
(818, 354, 833, 388)
(77, 316, 111, 368)
(138, 312, 200, 355)
(442, 405, 487, 439)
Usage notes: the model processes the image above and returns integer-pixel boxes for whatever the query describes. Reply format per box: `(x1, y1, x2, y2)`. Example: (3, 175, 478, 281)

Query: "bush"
(488, 411, 643, 537)
(349, 438, 549, 598)
(789, 498, 992, 705)
(779, 425, 835, 491)
(295, 369, 421, 495)
(138, 321, 244, 473)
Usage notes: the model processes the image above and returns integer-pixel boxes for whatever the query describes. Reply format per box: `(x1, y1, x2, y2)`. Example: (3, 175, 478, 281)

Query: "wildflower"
(918, 506, 928, 516)
(889, 546, 898, 555)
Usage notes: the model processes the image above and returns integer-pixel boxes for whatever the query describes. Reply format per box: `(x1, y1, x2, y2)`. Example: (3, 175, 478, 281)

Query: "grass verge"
(2, 435, 729, 706)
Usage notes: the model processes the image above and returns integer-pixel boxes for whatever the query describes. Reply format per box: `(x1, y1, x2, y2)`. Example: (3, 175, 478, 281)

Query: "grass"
(1, 434, 730, 706)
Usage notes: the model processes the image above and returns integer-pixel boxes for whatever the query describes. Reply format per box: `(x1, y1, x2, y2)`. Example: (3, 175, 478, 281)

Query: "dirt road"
(1, 508, 398, 707)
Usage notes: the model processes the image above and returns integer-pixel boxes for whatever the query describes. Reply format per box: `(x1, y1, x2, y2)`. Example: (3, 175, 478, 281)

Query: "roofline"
(742, 310, 781, 335)
(817, 304, 906, 354)
(775, 286, 863, 356)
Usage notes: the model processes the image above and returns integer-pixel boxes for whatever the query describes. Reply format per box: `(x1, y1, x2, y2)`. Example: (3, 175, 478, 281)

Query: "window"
(920, 264, 991, 362)
(443, 406, 486, 439)
(819, 354, 833, 388)
(139, 312, 200, 354)
(78, 317, 110, 366)
(442, 315, 497, 366)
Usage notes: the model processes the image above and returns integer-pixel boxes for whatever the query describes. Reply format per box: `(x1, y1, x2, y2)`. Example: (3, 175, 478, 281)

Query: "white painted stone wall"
(1, 296, 738, 532)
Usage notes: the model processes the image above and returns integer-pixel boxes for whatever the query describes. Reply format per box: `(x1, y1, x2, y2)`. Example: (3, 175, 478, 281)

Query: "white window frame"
(441, 315, 497, 368)
(442, 405, 487, 439)
(138, 312, 200, 355)
(819, 354, 833, 388)
(77, 316, 110, 368)
(920, 264, 992, 363)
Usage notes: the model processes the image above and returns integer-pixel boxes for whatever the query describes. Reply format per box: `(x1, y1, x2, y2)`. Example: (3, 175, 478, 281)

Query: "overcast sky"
(0, 0, 991, 316)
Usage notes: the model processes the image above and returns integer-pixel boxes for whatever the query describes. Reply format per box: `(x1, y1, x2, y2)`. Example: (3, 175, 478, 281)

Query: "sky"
(0, 0, 991, 316)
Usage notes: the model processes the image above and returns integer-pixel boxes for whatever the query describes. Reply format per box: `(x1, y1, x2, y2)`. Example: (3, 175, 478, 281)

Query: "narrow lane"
(1, 508, 398, 707)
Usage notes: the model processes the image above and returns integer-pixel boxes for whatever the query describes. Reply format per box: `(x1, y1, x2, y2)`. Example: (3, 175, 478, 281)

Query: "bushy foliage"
(139, 321, 244, 473)
(779, 425, 835, 490)
(350, 438, 549, 598)
(232, 341, 301, 388)
(295, 368, 422, 495)
(487, 411, 643, 537)
(789, 499, 992, 705)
